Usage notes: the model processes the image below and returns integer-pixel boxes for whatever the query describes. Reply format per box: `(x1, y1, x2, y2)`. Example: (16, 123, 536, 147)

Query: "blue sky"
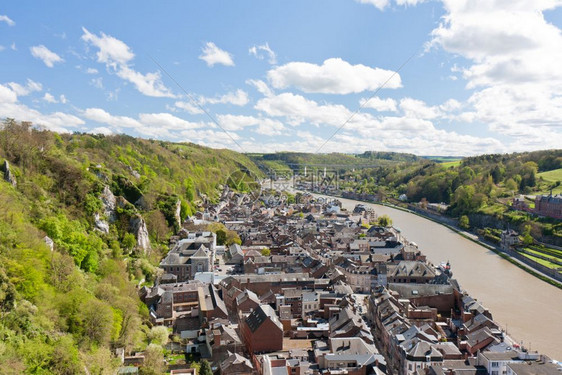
(1, 0, 562, 155)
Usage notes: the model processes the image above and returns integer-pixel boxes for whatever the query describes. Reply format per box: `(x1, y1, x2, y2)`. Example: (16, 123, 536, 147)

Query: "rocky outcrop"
(174, 199, 182, 228)
(43, 236, 54, 251)
(130, 215, 151, 254)
(94, 213, 110, 233)
(100, 185, 117, 223)
(135, 195, 150, 211)
(2, 160, 16, 187)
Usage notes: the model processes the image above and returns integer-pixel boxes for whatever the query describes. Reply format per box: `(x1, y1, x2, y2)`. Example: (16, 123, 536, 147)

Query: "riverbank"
(311, 191, 562, 289)
(309, 191, 562, 359)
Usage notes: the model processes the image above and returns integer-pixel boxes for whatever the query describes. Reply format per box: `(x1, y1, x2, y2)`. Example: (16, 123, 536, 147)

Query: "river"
(316, 194, 562, 359)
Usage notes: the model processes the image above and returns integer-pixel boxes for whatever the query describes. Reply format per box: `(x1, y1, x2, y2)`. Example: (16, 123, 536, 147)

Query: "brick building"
(241, 305, 283, 353)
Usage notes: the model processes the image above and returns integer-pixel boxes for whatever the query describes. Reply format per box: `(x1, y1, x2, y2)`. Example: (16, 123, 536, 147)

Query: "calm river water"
(317, 194, 562, 359)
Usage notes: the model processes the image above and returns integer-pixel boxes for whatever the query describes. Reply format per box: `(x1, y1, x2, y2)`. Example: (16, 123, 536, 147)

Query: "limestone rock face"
(2, 160, 16, 187)
(100, 185, 117, 223)
(43, 236, 54, 251)
(94, 212, 110, 233)
(135, 195, 150, 211)
(130, 215, 151, 254)
(174, 199, 182, 229)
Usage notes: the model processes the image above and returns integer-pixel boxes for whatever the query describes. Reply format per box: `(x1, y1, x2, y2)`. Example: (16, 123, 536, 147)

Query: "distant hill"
(249, 151, 421, 173)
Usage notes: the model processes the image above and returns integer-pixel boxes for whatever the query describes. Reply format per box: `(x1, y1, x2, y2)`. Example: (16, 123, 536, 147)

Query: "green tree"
(140, 344, 164, 375)
(122, 233, 136, 253)
(216, 229, 227, 246)
(521, 225, 534, 246)
(378, 215, 393, 227)
(200, 359, 213, 375)
(261, 248, 271, 256)
(459, 215, 470, 230)
(505, 178, 518, 194)
(147, 326, 169, 346)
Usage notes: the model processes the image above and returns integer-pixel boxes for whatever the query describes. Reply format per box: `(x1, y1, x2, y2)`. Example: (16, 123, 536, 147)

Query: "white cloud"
(173, 100, 204, 114)
(199, 89, 249, 106)
(199, 42, 234, 67)
(43, 93, 57, 103)
(81, 27, 134, 65)
(116, 65, 174, 98)
(429, 0, 562, 142)
(395, 0, 427, 6)
(10, 42, 16, 51)
(246, 79, 274, 97)
(83, 107, 142, 129)
(267, 58, 401, 94)
(355, 0, 389, 11)
(440, 98, 461, 112)
(139, 113, 203, 131)
(59, 95, 67, 104)
(86, 68, 98, 74)
(255, 92, 349, 126)
(30, 45, 64, 67)
(174, 89, 249, 113)
(216, 114, 286, 135)
(0, 15, 15, 26)
(0, 46, 4, 52)
(0, 84, 18, 103)
(81, 28, 174, 98)
(0, 84, 83, 133)
(249, 42, 277, 64)
(90, 77, 103, 89)
(360, 96, 398, 112)
(399, 98, 441, 119)
(90, 126, 114, 135)
(7, 79, 42, 96)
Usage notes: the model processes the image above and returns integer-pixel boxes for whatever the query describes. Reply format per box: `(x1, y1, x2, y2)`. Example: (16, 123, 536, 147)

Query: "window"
(492, 371, 498, 375)
(492, 362, 499, 367)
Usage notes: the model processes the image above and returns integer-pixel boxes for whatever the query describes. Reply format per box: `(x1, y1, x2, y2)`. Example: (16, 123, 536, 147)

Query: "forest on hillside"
(254, 149, 562, 241)
(0, 120, 257, 374)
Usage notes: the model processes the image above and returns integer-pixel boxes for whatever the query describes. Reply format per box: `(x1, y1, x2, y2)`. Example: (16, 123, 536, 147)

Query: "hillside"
(249, 151, 421, 174)
(0, 119, 260, 374)
(253, 150, 562, 242)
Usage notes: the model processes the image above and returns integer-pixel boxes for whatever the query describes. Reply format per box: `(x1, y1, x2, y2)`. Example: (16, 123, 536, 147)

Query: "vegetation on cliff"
(0, 119, 259, 374)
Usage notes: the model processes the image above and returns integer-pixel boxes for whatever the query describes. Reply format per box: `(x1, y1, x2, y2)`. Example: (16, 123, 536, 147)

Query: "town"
(121, 188, 561, 375)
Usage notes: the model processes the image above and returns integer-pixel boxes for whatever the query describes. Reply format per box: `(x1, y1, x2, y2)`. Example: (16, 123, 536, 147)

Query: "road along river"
(314, 194, 562, 359)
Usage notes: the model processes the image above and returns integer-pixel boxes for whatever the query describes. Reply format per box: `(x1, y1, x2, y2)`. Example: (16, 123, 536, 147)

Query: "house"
(160, 232, 216, 281)
(241, 305, 283, 353)
(427, 359, 487, 375)
(402, 340, 444, 375)
(500, 230, 521, 250)
(507, 359, 561, 375)
(534, 193, 562, 219)
(220, 352, 254, 375)
(314, 337, 386, 374)
(389, 261, 436, 284)
(236, 289, 261, 314)
(227, 244, 244, 264)
(478, 350, 542, 375)
(461, 327, 499, 355)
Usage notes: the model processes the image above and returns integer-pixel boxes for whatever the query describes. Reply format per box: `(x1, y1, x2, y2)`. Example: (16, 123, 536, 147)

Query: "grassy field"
(528, 244, 562, 259)
(520, 252, 562, 270)
(440, 160, 462, 168)
(524, 248, 562, 264)
(536, 168, 562, 194)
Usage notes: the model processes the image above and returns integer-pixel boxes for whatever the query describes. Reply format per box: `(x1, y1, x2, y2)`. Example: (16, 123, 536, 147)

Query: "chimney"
(213, 330, 221, 348)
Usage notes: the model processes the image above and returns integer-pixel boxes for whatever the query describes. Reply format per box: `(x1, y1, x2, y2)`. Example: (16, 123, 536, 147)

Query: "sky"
(1, 0, 562, 156)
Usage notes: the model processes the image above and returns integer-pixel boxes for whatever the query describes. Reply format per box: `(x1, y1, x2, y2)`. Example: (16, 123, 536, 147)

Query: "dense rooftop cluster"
(134, 188, 559, 375)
